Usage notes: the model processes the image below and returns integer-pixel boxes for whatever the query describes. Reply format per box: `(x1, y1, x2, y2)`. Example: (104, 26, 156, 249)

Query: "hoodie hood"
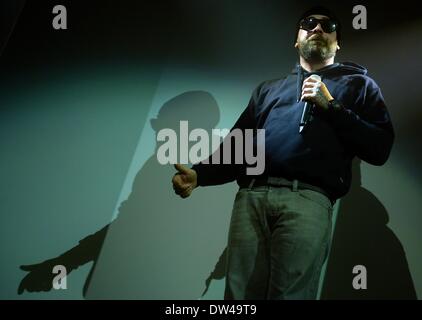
(294, 62, 367, 102)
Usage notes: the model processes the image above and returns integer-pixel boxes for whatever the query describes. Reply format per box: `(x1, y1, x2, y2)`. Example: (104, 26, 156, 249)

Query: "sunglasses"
(299, 17, 337, 33)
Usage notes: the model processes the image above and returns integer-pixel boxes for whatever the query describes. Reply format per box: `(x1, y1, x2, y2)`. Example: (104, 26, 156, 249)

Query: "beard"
(297, 36, 337, 63)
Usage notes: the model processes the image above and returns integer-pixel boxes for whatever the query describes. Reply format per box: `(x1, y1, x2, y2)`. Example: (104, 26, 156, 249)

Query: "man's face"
(295, 14, 340, 62)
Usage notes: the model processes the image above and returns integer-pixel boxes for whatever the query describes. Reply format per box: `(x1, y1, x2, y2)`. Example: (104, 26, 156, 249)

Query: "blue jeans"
(224, 181, 333, 300)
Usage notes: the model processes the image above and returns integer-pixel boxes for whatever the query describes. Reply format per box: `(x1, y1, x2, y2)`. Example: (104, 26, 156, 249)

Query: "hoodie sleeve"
(326, 78, 395, 166)
(191, 82, 264, 186)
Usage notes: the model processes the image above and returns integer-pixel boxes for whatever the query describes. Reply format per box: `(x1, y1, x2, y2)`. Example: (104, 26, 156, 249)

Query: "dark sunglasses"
(300, 17, 337, 33)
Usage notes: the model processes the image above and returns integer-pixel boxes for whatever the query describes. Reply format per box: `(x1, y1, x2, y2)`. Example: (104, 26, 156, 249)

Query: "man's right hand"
(172, 164, 198, 198)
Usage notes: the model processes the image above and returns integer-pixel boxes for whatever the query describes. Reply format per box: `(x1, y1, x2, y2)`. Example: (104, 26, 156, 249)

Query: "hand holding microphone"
(300, 74, 334, 132)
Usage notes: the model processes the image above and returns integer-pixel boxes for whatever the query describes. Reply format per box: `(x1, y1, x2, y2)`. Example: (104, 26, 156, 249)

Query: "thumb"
(174, 163, 191, 175)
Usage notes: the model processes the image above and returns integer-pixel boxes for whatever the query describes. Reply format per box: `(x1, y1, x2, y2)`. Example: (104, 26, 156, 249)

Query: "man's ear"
(294, 42, 299, 49)
(336, 44, 340, 51)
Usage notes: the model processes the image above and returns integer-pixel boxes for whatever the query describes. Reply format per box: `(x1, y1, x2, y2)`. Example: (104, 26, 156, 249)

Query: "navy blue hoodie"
(192, 62, 395, 200)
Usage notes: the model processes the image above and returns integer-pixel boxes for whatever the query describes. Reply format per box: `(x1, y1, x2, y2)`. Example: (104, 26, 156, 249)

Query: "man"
(172, 6, 394, 300)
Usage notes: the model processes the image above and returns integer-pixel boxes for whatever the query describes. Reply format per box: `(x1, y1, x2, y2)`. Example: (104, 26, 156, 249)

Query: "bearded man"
(172, 6, 394, 300)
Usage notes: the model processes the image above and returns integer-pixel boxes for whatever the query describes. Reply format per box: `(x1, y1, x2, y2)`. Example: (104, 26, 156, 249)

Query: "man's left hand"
(301, 75, 334, 110)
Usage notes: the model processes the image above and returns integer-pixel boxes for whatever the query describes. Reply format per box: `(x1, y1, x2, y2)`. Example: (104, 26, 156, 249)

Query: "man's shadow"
(18, 91, 236, 299)
(320, 158, 417, 299)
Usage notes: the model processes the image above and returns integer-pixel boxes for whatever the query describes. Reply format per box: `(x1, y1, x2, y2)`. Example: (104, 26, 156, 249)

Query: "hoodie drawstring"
(296, 63, 303, 102)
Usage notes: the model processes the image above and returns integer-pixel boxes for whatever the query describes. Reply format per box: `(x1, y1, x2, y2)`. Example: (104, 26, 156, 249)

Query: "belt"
(238, 176, 335, 205)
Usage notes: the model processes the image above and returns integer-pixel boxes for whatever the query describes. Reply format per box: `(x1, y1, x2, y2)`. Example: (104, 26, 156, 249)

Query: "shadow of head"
(150, 91, 220, 133)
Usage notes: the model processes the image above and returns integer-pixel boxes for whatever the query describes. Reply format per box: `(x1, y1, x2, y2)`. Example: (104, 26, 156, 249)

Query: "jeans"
(224, 181, 333, 300)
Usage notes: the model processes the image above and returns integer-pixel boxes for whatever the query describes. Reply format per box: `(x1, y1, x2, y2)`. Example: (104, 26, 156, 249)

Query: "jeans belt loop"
(248, 178, 256, 190)
(292, 179, 299, 192)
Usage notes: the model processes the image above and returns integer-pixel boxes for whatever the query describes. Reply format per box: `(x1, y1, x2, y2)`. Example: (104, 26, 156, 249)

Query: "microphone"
(299, 74, 321, 133)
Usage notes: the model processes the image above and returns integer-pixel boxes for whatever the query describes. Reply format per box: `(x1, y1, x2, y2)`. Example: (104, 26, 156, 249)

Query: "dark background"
(1, 0, 421, 299)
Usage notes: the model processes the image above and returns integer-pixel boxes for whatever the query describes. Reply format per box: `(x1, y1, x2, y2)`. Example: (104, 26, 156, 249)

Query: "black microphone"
(299, 74, 321, 133)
